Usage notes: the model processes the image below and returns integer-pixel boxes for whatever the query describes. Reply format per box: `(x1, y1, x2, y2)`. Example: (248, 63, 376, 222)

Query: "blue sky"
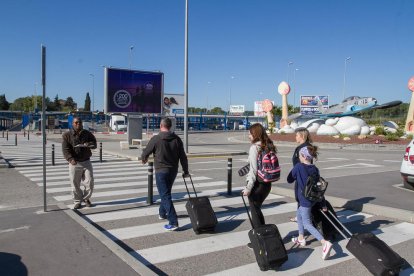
(0, 0, 413, 112)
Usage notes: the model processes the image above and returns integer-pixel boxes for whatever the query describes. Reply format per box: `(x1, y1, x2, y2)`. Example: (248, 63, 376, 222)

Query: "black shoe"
(247, 243, 253, 249)
(73, 202, 81, 209)
(85, 199, 92, 207)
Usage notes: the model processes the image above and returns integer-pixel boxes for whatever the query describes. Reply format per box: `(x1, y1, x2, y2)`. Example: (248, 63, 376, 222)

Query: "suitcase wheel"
(194, 230, 200, 235)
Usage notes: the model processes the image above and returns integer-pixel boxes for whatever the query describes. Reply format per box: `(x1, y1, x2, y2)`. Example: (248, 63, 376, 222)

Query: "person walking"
(141, 117, 189, 231)
(292, 127, 313, 166)
(62, 117, 97, 209)
(287, 145, 333, 260)
(242, 123, 278, 237)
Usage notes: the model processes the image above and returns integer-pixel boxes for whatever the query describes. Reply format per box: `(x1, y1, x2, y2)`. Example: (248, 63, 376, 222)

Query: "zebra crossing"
(1, 136, 413, 275)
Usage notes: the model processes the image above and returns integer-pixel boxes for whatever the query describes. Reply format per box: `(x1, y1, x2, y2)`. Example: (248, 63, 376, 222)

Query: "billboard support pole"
(183, 0, 189, 153)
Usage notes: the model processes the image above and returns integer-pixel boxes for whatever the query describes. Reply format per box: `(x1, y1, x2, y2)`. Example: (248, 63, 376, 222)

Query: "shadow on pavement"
(0, 252, 28, 276)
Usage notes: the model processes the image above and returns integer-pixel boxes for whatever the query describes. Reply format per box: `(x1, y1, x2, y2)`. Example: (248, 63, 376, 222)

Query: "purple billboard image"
(105, 68, 163, 113)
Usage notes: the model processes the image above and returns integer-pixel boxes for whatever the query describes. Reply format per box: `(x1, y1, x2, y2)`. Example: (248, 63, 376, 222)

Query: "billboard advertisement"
(300, 95, 329, 115)
(254, 101, 274, 117)
(229, 105, 245, 115)
(163, 93, 184, 115)
(105, 68, 163, 113)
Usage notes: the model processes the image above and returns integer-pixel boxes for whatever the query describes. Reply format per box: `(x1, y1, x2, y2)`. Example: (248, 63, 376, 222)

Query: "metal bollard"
(6, 130, 8, 141)
(15, 134, 17, 146)
(147, 161, 154, 205)
(2, 130, 4, 138)
(227, 158, 232, 195)
(52, 144, 55, 166)
(24, 130, 26, 137)
(27, 130, 30, 140)
(99, 142, 103, 163)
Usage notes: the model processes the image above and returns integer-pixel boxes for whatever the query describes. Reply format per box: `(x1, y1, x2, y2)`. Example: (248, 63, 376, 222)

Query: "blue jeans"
(297, 205, 324, 241)
(156, 170, 178, 226)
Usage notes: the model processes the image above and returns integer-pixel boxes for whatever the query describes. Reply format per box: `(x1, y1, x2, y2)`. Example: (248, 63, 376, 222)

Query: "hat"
(299, 146, 313, 160)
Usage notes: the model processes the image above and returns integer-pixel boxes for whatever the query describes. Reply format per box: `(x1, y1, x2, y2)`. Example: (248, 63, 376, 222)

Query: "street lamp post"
(89, 73, 95, 125)
(229, 76, 234, 112)
(293, 68, 299, 109)
(287, 61, 294, 83)
(129, 45, 134, 69)
(206, 81, 211, 114)
(342, 57, 351, 100)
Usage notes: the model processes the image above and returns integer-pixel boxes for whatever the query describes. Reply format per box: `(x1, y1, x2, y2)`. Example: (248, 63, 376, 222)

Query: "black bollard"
(15, 134, 17, 146)
(24, 130, 26, 137)
(147, 161, 154, 205)
(52, 144, 55, 166)
(99, 142, 103, 163)
(2, 130, 4, 138)
(227, 158, 232, 195)
(27, 130, 30, 140)
(6, 130, 8, 141)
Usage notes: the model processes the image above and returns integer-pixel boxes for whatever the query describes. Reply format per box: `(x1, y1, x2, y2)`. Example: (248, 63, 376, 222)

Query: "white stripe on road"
(30, 170, 148, 181)
(48, 180, 226, 194)
(133, 210, 374, 265)
(206, 222, 414, 275)
(87, 194, 284, 223)
(55, 186, 244, 202)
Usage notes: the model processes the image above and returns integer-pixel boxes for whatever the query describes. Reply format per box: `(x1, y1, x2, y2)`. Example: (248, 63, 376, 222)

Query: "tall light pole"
(293, 68, 299, 109)
(129, 45, 134, 69)
(183, 0, 189, 152)
(286, 61, 294, 84)
(206, 81, 211, 113)
(229, 76, 234, 112)
(89, 73, 95, 113)
(342, 57, 351, 100)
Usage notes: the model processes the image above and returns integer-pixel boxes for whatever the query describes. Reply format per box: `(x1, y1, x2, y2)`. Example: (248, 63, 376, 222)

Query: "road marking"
(383, 160, 401, 163)
(356, 159, 374, 161)
(0, 225, 30, 234)
(324, 162, 383, 170)
(133, 210, 375, 265)
(86, 194, 284, 223)
(206, 222, 414, 275)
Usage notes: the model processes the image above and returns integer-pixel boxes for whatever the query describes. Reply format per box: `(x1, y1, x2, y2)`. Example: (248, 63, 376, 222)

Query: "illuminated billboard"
(163, 93, 184, 115)
(104, 68, 163, 113)
(300, 95, 329, 115)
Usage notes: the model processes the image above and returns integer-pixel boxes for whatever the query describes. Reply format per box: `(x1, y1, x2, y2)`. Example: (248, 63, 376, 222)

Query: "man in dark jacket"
(62, 117, 97, 209)
(141, 117, 189, 231)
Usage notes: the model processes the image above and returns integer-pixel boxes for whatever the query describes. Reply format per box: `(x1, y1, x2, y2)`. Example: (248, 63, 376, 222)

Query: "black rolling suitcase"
(241, 194, 288, 271)
(183, 175, 217, 234)
(312, 200, 341, 241)
(320, 209, 405, 275)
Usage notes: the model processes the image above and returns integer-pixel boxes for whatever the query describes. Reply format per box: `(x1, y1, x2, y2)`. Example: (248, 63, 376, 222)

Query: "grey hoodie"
(141, 131, 189, 173)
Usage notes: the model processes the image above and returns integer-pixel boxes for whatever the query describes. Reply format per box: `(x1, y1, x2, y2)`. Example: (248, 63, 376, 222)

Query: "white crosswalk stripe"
(2, 137, 413, 275)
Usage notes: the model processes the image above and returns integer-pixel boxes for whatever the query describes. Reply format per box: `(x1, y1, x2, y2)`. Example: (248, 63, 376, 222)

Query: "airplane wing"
(372, 100, 402, 110)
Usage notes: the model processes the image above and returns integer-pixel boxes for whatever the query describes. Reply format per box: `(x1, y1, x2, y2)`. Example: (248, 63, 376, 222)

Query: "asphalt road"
(1, 131, 413, 275)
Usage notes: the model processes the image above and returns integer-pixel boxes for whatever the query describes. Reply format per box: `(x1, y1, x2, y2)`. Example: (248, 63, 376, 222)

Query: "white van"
(110, 115, 127, 132)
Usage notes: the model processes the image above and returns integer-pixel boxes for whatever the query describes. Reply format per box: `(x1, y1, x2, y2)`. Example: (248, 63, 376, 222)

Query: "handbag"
(238, 164, 250, 177)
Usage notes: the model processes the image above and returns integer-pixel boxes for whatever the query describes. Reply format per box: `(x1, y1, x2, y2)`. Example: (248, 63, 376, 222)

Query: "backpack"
(257, 150, 281, 183)
(303, 169, 328, 202)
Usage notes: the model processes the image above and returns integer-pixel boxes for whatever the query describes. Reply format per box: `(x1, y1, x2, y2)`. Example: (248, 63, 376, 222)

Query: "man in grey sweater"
(141, 118, 189, 231)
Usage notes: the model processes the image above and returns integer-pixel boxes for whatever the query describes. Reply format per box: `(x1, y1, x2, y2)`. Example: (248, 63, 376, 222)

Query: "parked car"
(400, 138, 414, 190)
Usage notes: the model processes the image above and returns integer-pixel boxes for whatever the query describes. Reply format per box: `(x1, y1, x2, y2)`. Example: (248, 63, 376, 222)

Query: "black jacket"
(141, 131, 189, 173)
(62, 129, 97, 162)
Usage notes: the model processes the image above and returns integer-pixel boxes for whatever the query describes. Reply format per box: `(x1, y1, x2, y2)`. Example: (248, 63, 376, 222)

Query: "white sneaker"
(291, 237, 306, 246)
(322, 241, 333, 260)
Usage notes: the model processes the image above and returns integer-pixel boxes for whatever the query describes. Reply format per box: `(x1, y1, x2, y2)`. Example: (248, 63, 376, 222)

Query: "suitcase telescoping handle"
(182, 174, 198, 198)
(240, 192, 255, 229)
(319, 209, 353, 240)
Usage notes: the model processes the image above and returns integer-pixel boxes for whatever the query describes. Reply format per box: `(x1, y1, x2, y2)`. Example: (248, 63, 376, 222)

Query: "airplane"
(289, 96, 402, 120)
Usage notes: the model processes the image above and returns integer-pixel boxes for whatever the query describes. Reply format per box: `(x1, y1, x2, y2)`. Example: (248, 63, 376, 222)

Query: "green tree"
(54, 94, 61, 111)
(0, 94, 10, 110)
(209, 107, 225, 115)
(84, 92, 91, 111)
(9, 96, 33, 112)
(64, 96, 76, 110)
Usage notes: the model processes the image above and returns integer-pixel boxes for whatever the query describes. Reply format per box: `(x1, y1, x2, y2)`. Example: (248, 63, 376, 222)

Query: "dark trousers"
(248, 181, 271, 228)
(155, 169, 178, 226)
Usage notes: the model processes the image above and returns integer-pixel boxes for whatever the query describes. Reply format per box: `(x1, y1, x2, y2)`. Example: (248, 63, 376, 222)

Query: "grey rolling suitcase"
(183, 175, 217, 234)
(320, 209, 405, 275)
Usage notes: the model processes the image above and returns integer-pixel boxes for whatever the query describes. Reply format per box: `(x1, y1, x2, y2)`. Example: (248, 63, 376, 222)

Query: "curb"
(274, 140, 407, 151)
(272, 186, 414, 223)
(58, 202, 157, 276)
